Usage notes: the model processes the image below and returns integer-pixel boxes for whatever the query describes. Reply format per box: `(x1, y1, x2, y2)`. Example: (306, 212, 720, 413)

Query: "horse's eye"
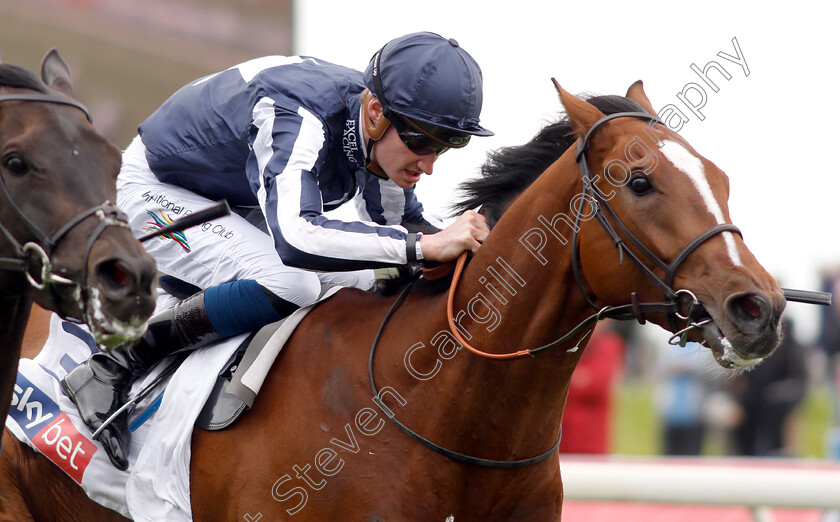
(629, 175, 653, 195)
(2, 153, 29, 176)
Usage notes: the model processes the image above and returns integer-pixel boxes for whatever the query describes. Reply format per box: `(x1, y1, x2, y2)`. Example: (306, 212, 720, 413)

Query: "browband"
(0, 93, 92, 122)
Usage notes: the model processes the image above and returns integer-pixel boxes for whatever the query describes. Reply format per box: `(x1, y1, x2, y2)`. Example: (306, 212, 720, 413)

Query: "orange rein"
(445, 252, 537, 360)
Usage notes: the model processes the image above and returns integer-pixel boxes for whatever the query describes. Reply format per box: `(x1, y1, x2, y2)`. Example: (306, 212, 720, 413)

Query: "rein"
(0, 92, 126, 322)
(369, 279, 562, 468)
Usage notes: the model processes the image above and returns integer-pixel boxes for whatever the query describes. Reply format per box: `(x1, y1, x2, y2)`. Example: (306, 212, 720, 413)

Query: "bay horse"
(0, 52, 157, 455)
(1, 81, 784, 521)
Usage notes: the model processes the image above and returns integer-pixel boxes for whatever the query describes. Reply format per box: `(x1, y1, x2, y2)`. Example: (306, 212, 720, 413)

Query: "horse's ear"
(552, 78, 605, 137)
(41, 49, 75, 97)
(625, 80, 657, 117)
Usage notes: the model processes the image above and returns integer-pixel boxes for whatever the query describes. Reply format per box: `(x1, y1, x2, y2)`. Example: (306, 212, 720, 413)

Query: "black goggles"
(389, 114, 471, 156)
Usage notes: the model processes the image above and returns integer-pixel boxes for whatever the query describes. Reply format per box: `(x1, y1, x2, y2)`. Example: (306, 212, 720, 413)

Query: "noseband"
(0, 93, 129, 323)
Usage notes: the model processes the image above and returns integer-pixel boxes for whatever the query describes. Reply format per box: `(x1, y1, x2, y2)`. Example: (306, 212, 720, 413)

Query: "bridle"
(570, 111, 741, 340)
(368, 111, 742, 468)
(446, 111, 742, 358)
(0, 93, 129, 323)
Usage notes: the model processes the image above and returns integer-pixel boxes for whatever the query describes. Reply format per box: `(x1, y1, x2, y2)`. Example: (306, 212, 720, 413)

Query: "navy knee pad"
(203, 280, 297, 337)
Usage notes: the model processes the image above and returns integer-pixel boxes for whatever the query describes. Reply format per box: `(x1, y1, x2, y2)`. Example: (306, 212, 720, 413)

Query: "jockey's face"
(373, 125, 437, 188)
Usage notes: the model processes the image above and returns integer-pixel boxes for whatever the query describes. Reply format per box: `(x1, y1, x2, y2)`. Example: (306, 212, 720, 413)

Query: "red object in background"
(559, 324, 625, 454)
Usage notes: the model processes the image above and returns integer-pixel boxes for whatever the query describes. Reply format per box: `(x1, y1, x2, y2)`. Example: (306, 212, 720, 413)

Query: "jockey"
(60, 32, 493, 470)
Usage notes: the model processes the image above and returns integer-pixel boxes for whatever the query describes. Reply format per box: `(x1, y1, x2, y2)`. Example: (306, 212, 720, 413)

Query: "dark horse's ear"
(625, 80, 658, 117)
(41, 49, 75, 97)
(552, 78, 605, 138)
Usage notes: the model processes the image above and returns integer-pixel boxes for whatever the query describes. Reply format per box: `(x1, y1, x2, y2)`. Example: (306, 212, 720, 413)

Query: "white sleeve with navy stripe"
(139, 55, 436, 272)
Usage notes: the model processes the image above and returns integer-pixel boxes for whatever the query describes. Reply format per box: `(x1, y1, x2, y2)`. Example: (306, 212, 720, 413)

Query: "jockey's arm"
(254, 108, 488, 270)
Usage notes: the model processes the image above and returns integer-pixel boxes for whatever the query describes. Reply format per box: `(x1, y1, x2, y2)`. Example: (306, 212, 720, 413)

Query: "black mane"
(450, 94, 646, 227)
(0, 63, 49, 92)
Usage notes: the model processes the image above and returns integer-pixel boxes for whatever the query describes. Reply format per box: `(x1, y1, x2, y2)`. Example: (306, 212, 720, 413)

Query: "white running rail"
(561, 457, 840, 522)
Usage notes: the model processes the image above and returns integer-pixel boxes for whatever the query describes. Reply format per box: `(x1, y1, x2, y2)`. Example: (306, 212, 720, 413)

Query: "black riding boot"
(60, 291, 220, 470)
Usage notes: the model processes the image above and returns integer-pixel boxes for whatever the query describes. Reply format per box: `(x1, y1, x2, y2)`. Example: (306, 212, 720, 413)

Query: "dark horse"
(1, 81, 784, 520)
(0, 51, 156, 460)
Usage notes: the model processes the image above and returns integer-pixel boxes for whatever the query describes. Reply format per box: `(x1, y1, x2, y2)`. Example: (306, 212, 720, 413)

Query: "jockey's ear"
(552, 79, 605, 138)
(362, 89, 390, 142)
(625, 80, 658, 117)
(41, 49, 75, 97)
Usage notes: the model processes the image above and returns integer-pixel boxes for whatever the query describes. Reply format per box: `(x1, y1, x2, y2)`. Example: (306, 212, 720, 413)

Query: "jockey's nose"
(417, 154, 435, 175)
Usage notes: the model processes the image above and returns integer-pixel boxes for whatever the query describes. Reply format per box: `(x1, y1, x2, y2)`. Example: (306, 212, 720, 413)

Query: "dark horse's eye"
(2, 153, 29, 176)
(629, 175, 653, 195)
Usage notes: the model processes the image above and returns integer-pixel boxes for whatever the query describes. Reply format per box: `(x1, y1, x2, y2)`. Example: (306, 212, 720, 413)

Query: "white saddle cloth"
(5, 286, 338, 520)
(5, 312, 244, 521)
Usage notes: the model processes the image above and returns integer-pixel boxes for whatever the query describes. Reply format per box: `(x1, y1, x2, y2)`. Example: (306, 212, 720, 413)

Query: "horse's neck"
(391, 155, 593, 459)
(465, 154, 591, 347)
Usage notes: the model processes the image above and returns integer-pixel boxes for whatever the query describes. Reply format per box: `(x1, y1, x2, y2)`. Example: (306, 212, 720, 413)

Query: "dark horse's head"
(0, 50, 157, 345)
(454, 81, 785, 370)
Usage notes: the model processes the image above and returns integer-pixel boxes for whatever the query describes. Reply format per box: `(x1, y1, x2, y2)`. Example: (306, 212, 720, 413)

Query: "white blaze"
(659, 140, 742, 266)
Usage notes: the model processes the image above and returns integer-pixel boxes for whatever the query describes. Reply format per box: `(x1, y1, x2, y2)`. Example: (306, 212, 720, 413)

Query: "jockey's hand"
(418, 210, 489, 262)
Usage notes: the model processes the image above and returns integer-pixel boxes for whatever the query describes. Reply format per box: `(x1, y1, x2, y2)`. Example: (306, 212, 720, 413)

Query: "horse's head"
(0, 50, 157, 346)
(557, 80, 785, 369)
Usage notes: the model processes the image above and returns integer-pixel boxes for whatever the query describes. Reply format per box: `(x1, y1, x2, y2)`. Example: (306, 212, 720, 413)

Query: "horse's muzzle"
(703, 291, 785, 368)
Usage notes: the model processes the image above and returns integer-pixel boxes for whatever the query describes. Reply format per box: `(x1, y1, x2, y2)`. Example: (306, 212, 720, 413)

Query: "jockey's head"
(362, 32, 493, 187)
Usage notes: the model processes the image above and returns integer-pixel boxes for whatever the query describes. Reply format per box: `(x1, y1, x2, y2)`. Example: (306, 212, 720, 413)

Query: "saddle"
(194, 335, 252, 430)
(135, 277, 341, 432)
(189, 264, 455, 430)
(128, 316, 289, 432)
(194, 318, 283, 430)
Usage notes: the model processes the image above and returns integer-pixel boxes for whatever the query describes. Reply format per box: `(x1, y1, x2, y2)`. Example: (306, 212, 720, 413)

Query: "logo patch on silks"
(144, 209, 191, 252)
(9, 374, 98, 484)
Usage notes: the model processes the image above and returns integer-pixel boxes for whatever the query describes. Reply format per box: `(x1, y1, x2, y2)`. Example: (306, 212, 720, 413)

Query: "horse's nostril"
(726, 292, 772, 335)
(111, 263, 132, 288)
(736, 295, 763, 319)
(96, 259, 134, 291)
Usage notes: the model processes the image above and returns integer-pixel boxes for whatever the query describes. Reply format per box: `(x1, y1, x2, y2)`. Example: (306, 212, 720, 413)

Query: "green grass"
(612, 382, 836, 459)
(613, 382, 661, 455)
(797, 388, 834, 459)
